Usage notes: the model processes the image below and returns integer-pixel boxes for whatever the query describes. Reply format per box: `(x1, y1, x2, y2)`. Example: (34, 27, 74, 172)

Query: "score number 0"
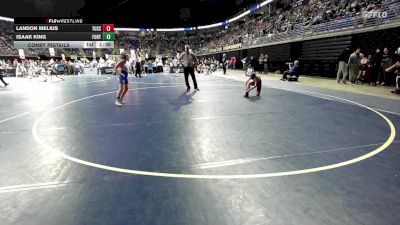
(102, 24, 114, 32)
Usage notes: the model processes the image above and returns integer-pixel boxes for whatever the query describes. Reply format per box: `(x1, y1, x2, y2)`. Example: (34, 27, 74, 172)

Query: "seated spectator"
(357, 54, 372, 83)
(147, 61, 153, 73)
(281, 60, 300, 81)
(385, 47, 400, 94)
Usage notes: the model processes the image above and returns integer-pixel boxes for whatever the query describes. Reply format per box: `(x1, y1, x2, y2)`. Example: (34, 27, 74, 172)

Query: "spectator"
(230, 57, 237, 69)
(385, 62, 400, 94)
(0, 60, 9, 86)
(281, 60, 300, 81)
(378, 47, 392, 86)
(261, 53, 269, 74)
(385, 47, 400, 94)
(336, 47, 351, 84)
(250, 56, 258, 70)
(242, 57, 250, 72)
(371, 48, 382, 85)
(348, 47, 362, 83)
(357, 54, 371, 83)
(258, 54, 265, 74)
(222, 54, 228, 74)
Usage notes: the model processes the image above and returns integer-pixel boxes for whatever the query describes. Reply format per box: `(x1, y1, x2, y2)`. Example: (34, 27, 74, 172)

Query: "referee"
(0, 61, 9, 87)
(179, 45, 199, 92)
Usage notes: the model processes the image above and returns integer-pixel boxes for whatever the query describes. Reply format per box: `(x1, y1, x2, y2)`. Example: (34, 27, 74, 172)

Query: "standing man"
(379, 47, 392, 86)
(250, 56, 258, 71)
(91, 58, 97, 72)
(336, 47, 351, 84)
(231, 57, 237, 70)
(263, 54, 269, 74)
(135, 52, 143, 78)
(371, 48, 382, 85)
(258, 54, 264, 74)
(179, 45, 199, 92)
(222, 54, 228, 75)
(135, 60, 142, 77)
(242, 57, 248, 73)
(0, 60, 9, 87)
(385, 47, 400, 94)
(348, 47, 362, 83)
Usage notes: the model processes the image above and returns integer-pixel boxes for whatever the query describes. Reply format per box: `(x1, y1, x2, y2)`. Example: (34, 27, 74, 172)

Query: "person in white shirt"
(178, 45, 199, 91)
(79, 60, 85, 74)
(99, 57, 105, 65)
(91, 59, 97, 71)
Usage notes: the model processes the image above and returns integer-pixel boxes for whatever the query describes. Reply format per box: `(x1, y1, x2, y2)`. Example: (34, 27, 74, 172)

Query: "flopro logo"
(363, 11, 388, 19)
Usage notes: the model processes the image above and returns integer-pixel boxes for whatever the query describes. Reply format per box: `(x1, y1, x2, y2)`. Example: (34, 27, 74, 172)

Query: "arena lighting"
(139, 28, 154, 32)
(197, 22, 223, 30)
(115, 28, 140, 31)
(184, 27, 196, 31)
(0, 0, 273, 30)
(0, 16, 14, 22)
(260, 0, 274, 7)
(114, 2, 266, 31)
(228, 10, 251, 23)
(156, 28, 185, 32)
(250, 5, 260, 13)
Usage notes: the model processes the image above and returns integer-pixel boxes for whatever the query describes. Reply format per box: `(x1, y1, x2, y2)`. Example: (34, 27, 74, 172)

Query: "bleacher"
(301, 36, 352, 77)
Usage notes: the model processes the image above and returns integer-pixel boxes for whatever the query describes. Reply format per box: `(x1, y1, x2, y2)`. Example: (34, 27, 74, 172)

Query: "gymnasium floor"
(0, 72, 399, 225)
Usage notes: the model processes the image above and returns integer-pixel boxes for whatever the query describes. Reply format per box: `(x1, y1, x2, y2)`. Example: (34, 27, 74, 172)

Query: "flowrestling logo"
(47, 19, 84, 24)
(362, 10, 388, 19)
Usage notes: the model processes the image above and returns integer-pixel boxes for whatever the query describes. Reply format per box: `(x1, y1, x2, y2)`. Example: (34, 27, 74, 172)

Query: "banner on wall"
(18, 49, 25, 59)
(109, 55, 120, 62)
(49, 48, 55, 56)
(222, 43, 242, 51)
(210, 48, 223, 53)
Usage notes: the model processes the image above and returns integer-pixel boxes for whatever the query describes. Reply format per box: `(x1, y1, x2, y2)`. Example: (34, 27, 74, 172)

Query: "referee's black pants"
(0, 70, 7, 85)
(184, 67, 198, 89)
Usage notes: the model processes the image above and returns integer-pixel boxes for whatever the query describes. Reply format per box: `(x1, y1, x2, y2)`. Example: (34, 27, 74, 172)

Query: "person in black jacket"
(222, 54, 228, 75)
(336, 47, 352, 84)
(135, 61, 142, 77)
(370, 48, 382, 85)
(385, 47, 400, 94)
(0, 73, 8, 86)
(250, 56, 258, 70)
(377, 47, 392, 86)
(0, 61, 9, 87)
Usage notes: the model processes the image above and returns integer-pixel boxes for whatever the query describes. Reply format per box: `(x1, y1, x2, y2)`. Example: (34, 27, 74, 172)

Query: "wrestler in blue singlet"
(119, 69, 128, 84)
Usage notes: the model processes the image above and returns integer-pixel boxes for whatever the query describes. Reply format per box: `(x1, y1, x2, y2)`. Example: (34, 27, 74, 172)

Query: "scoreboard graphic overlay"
(13, 18, 115, 49)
